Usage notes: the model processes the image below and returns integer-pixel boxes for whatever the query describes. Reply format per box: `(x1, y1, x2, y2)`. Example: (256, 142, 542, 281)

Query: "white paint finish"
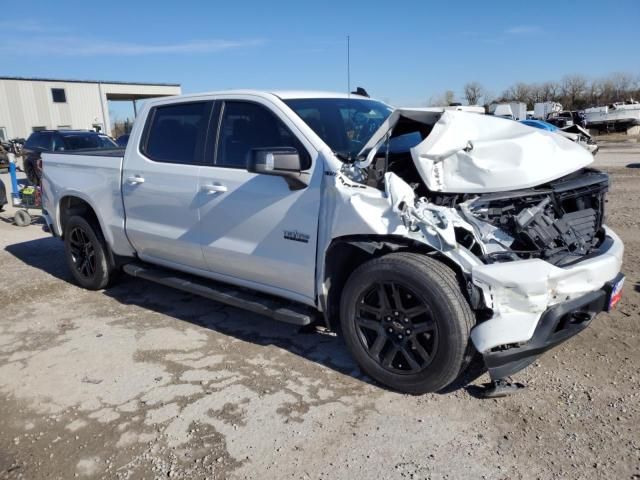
(360, 108, 594, 193)
(42, 152, 135, 257)
(469, 227, 624, 352)
(195, 94, 322, 300)
(0, 78, 180, 139)
(42, 90, 625, 356)
(198, 166, 321, 301)
(122, 154, 204, 269)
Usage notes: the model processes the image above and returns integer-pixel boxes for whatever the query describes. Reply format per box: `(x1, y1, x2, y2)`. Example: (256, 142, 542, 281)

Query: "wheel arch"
(320, 235, 470, 331)
(58, 194, 119, 270)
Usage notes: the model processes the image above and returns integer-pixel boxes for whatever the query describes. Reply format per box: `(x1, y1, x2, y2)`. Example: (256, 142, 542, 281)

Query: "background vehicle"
(22, 130, 118, 185)
(42, 91, 624, 395)
(520, 119, 599, 155)
(490, 102, 526, 120)
(116, 134, 130, 147)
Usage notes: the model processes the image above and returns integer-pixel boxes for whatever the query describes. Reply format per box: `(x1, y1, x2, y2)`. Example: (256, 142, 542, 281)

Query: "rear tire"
(24, 159, 40, 186)
(63, 215, 112, 290)
(340, 252, 475, 394)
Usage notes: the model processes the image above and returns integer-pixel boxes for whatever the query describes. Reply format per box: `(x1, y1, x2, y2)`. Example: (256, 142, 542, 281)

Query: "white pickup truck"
(42, 90, 624, 396)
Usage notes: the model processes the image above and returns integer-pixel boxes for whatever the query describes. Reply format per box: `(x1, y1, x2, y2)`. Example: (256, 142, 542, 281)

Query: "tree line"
(430, 72, 640, 110)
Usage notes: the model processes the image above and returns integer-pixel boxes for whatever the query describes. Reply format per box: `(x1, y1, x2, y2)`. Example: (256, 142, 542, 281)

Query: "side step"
(123, 262, 314, 326)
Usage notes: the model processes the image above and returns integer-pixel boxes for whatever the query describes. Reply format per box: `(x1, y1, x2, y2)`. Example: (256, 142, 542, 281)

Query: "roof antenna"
(347, 35, 351, 98)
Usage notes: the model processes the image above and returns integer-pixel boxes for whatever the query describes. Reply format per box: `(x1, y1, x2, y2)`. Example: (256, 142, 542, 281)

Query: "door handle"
(126, 175, 145, 185)
(202, 183, 228, 194)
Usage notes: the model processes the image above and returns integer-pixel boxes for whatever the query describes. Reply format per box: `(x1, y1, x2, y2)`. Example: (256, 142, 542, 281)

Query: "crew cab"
(42, 91, 624, 395)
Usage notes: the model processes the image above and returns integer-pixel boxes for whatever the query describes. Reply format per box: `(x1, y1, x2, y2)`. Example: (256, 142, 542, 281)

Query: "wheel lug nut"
(406, 329, 411, 335)
(388, 328, 393, 333)
(403, 318, 409, 323)
(397, 334, 403, 340)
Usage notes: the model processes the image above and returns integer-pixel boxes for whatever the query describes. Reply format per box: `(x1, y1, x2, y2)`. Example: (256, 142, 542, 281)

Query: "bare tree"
(464, 82, 484, 105)
(502, 82, 530, 104)
(445, 90, 455, 105)
(609, 72, 634, 100)
(540, 81, 561, 101)
(482, 90, 495, 108)
(428, 70, 640, 112)
(428, 89, 457, 106)
(561, 74, 588, 109)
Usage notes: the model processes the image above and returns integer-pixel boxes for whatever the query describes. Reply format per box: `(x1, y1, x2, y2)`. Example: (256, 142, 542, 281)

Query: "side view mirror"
(247, 147, 309, 190)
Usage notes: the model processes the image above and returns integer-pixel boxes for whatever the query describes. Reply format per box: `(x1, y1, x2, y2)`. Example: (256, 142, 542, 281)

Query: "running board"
(123, 263, 314, 326)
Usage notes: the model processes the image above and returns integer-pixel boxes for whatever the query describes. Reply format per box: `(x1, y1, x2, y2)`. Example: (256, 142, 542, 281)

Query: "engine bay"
(460, 169, 608, 266)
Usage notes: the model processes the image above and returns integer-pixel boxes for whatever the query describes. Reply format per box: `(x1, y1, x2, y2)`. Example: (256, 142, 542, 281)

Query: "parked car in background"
(116, 134, 130, 147)
(546, 110, 585, 129)
(42, 90, 623, 396)
(22, 130, 118, 184)
(520, 119, 598, 155)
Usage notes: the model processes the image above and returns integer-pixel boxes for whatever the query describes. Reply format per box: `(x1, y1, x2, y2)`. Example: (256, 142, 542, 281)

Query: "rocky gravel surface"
(0, 163, 638, 479)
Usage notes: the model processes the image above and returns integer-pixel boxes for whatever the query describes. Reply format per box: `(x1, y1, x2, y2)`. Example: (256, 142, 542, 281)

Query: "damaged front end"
(338, 108, 623, 382)
(460, 168, 608, 266)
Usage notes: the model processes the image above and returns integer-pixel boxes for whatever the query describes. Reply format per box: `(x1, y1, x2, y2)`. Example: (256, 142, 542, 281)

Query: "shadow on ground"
(5, 236, 485, 395)
(627, 163, 640, 168)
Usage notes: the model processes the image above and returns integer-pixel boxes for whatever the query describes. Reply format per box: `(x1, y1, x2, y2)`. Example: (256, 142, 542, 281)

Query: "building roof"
(0, 76, 180, 87)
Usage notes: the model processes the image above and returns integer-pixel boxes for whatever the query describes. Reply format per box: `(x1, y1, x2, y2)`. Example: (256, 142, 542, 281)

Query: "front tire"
(63, 216, 112, 290)
(340, 252, 475, 394)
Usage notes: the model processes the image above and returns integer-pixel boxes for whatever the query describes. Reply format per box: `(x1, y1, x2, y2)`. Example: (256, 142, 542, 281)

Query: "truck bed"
(42, 150, 134, 257)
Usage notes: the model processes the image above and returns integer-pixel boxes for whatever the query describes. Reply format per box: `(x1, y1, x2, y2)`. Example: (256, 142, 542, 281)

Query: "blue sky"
(2, 0, 639, 120)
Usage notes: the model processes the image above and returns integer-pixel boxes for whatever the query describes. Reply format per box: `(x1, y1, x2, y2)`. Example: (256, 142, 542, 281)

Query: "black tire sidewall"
(340, 255, 470, 394)
(24, 159, 38, 185)
(63, 216, 110, 290)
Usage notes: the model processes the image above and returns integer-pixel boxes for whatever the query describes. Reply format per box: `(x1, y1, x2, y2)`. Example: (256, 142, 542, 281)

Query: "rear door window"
(143, 102, 211, 164)
(214, 101, 310, 169)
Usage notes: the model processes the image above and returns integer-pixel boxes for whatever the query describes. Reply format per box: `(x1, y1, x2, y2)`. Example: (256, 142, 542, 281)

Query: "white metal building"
(0, 76, 181, 141)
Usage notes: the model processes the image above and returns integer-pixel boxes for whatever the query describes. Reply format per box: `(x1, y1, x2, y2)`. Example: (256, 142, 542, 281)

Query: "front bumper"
(482, 274, 622, 379)
(469, 227, 623, 377)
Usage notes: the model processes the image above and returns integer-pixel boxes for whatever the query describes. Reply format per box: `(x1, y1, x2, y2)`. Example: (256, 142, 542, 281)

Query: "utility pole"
(347, 35, 351, 97)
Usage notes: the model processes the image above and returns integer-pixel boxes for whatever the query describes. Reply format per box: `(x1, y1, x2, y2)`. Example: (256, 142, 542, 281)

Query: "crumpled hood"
(359, 109, 594, 193)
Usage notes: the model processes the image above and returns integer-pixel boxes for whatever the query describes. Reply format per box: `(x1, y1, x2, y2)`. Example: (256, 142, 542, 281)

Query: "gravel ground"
(0, 149, 639, 479)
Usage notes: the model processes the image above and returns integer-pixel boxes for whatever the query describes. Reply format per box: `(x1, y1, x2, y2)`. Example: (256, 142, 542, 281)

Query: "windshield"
(284, 98, 393, 160)
(61, 133, 117, 150)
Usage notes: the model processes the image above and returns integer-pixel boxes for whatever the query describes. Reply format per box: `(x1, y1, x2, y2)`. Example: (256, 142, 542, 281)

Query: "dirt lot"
(0, 143, 639, 479)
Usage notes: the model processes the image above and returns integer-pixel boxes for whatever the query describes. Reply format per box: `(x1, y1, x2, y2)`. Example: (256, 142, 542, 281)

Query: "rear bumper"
(482, 275, 621, 379)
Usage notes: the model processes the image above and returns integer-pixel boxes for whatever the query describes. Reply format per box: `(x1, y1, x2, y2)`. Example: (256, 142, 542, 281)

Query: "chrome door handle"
(202, 183, 228, 194)
(126, 175, 145, 185)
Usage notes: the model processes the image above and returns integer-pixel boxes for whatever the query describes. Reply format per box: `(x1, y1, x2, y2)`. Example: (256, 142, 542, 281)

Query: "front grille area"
(470, 168, 609, 265)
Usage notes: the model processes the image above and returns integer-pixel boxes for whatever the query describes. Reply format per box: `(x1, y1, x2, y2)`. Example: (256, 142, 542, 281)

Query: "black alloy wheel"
(340, 252, 475, 394)
(355, 281, 438, 374)
(68, 226, 97, 279)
